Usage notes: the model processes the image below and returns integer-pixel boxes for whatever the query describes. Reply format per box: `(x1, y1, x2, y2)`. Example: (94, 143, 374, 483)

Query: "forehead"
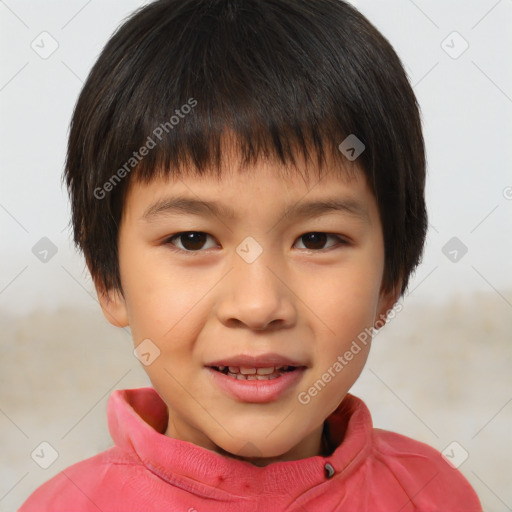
(121, 150, 377, 231)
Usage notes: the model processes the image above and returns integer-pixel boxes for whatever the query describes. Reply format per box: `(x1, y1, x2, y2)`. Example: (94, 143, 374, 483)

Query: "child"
(20, 0, 482, 510)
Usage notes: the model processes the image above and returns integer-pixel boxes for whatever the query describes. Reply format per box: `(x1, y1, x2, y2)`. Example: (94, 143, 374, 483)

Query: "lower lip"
(206, 367, 306, 403)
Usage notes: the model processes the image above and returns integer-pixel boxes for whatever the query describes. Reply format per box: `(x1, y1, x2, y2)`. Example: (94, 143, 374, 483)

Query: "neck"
(226, 422, 327, 467)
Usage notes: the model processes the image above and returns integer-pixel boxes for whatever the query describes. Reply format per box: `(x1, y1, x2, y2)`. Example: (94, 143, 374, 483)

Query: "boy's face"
(99, 148, 398, 465)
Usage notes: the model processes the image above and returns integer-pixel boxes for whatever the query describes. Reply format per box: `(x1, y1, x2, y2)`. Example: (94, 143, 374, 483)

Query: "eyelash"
(163, 231, 350, 255)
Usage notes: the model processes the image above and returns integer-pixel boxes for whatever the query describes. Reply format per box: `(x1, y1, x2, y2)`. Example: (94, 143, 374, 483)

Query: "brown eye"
(165, 231, 347, 255)
(295, 232, 345, 251)
(167, 232, 216, 252)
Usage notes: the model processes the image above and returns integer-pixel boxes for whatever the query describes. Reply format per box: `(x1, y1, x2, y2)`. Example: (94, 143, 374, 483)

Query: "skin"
(96, 146, 400, 467)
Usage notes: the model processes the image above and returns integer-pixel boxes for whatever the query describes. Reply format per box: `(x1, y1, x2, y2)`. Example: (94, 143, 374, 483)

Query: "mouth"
(208, 365, 301, 381)
(205, 353, 309, 402)
(206, 364, 307, 403)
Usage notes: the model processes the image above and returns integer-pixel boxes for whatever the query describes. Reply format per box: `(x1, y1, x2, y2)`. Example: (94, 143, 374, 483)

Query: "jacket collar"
(107, 387, 372, 499)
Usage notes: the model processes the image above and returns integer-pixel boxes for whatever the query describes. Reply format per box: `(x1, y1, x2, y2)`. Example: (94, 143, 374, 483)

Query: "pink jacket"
(20, 387, 482, 511)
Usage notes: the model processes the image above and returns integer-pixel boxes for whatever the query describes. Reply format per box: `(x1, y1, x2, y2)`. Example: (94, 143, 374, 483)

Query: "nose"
(215, 249, 297, 331)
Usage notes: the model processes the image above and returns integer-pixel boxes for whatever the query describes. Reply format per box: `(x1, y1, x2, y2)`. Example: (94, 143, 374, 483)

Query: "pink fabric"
(20, 387, 482, 511)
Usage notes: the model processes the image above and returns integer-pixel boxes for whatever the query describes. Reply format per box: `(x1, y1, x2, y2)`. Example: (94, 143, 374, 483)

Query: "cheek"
(303, 265, 381, 398)
(119, 244, 194, 341)
(308, 262, 382, 336)
(119, 245, 212, 344)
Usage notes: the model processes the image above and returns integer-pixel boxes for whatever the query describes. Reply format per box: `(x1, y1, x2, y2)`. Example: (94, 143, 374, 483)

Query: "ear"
(373, 282, 402, 331)
(95, 282, 129, 328)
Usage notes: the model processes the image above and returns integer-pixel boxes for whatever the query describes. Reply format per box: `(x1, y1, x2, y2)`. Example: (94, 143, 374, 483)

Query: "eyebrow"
(140, 195, 370, 223)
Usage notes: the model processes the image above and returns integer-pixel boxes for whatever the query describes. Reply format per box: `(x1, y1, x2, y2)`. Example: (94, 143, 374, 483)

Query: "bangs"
(82, 0, 367, 190)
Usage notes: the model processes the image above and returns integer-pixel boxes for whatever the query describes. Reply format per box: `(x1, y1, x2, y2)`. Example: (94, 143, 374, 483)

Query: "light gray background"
(1, 1, 511, 511)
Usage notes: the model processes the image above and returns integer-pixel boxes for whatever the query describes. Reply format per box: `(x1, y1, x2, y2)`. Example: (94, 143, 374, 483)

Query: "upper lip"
(206, 353, 308, 368)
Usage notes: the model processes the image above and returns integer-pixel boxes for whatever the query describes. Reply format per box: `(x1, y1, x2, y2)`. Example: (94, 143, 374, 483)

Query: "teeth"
(226, 372, 281, 381)
(256, 367, 275, 375)
(218, 366, 292, 374)
(222, 368, 294, 380)
(215, 364, 298, 380)
(239, 367, 257, 375)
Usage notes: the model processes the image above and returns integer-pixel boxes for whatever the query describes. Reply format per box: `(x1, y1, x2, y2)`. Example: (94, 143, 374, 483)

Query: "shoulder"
(18, 447, 140, 512)
(370, 428, 482, 511)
